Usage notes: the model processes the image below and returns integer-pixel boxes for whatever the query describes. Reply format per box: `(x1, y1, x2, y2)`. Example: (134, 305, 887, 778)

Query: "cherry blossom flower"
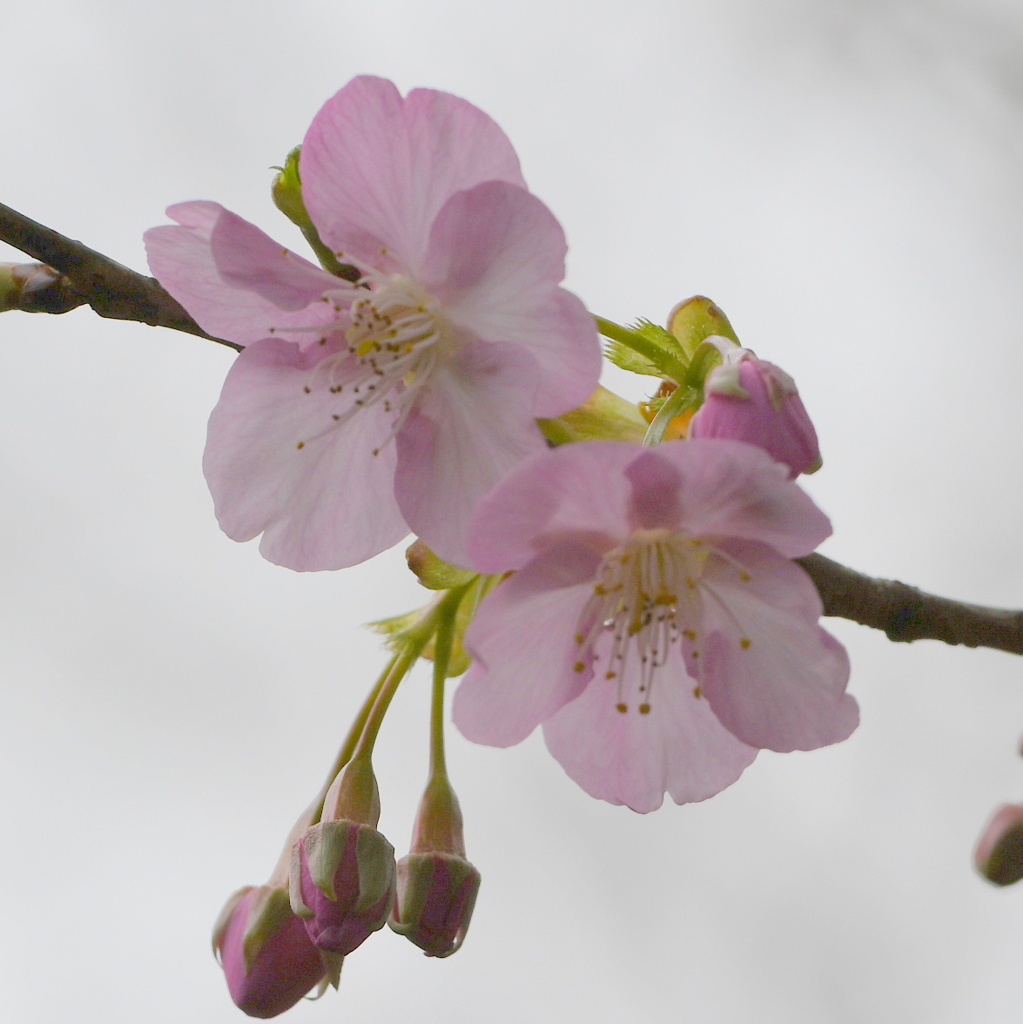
(145, 76, 600, 570)
(688, 343, 821, 478)
(453, 439, 858, 812)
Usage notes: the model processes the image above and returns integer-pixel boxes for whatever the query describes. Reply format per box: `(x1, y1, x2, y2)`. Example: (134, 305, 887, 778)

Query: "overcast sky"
(4, 1, 1023, 1022)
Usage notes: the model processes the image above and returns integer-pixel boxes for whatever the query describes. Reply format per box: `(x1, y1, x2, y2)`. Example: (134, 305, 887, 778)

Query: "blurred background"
(4, 0, 1023, 1021)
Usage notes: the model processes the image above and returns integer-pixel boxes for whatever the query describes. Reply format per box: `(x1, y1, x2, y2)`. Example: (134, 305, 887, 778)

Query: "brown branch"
(0, 202, 239, 350)
(3, 205, 1022, 657)
(798, 553, 1023, 656)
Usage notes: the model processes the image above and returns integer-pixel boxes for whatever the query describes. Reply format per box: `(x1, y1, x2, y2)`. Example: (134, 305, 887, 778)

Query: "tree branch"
(798, 553, 1023, 656)
(0, 202, 239, 350)
(2, 205, 1021, 657)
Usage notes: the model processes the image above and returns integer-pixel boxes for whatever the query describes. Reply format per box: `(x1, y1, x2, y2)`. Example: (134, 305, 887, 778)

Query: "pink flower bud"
(213, 885, 325, 1019)
(689, 350, 821, 478)
(975, 804, 1023, 886)
(290, 820, 396, 955)
(390, 852, 481, 957)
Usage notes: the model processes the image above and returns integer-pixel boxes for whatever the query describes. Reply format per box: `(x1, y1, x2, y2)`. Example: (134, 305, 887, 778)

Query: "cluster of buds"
(213, 591, 480, 1017)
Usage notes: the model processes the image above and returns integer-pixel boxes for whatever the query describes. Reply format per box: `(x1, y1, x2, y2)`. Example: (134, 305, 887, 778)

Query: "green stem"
(594, 315, 689, 383)
(351, 582, 471, 763)
(642, 385, 699, 445)
(428, 605, 457, 782)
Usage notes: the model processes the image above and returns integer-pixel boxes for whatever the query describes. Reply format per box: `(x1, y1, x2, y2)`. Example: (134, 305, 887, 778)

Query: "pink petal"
(695, 540, 858, 751)
(649, 439, 832, 557)
(393, 340, 547, 569)
(145, 201, 340, 348)
(209, 208, 341, 311)
(203, 338, 409, 571)
(542, 653, 758, 812)
(467, 442, 646, 574)
(454, 544, 600, 746)
(301, 77, 526, 275)
(420, 181, 601, 417)
(623, 450, 684, 529)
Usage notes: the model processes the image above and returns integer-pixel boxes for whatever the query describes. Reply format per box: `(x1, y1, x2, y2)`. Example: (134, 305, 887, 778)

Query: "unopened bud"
(689, 347, 822, 477)
(391, 852, 481, 957)
(389, 776, 480, 956)
(270, 147, 313, 234)
(290, 819, 396, 956)
(213, 884, 325, 1019)
(975, 804, 1023, 886)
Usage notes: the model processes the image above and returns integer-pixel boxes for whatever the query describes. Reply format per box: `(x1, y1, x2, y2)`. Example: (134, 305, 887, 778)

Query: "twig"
(798, 553, 1023, 656)
(0, 202, 238, 350)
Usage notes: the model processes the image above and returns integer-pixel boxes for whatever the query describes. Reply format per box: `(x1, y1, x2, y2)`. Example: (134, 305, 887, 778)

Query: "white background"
(4, 1, 1023, 1021)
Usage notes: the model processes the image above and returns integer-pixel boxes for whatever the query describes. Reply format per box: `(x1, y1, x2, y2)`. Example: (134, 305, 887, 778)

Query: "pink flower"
(453, 440, 858, 812)
(688, 345, 821, 478)
(213, 885, 325, 1019)
(145, 76, 600, 570)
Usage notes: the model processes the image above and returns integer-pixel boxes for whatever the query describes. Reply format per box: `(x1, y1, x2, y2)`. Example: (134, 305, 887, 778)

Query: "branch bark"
(2, 204, 1022, 657)
(798, 553, 1023, 656)
(0, 202, 238, 349)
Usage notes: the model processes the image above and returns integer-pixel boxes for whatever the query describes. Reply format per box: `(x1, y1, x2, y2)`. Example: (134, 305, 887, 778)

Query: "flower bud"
(290, 819, 396, 955)
(391, 851, 481, 957)
(975, 804, 1023, 886)
(270, 147, 313, 234)
(389, 776, 480, 956)
(688, 347, 821, 478)
(213, 884, 325, 1019)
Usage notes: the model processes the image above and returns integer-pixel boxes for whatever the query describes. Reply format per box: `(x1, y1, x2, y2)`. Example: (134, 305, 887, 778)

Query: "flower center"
(344, 275, 450, 387)
(293, 274, 454, 453)
(574, 528, 711, 714)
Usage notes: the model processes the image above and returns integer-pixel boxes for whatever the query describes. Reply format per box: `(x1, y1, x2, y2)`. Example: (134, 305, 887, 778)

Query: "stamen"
(575, 528, 710, 715)
(286, 270, 452, 453)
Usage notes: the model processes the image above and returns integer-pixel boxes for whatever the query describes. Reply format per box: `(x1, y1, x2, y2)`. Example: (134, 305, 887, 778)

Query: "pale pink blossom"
(145, 76, 600, 570)
(689, 343, 821, 478)
(453, 440, 858, 812)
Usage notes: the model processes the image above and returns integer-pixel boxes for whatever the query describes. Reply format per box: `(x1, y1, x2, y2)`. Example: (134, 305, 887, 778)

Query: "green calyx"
(598, 315, 689, 384)
(538, 385, 648, 445)
(371, 574, 497, 679)
(597, 296, 741, 392)
(271, 146, 360, 282)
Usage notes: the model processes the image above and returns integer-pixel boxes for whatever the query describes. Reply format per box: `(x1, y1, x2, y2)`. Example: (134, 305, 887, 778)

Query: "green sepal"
(406, 539, 476, 591)
(319, 953, 343, 990)
(666, 296, 740, 359)
(291, 820, 395, 907)
(270, 146, 360, 282)
(211, 885, 298, 976)
(539, 385, 647, 445)
(369, 575, 498, 678)
(602, 339, 661, 377)
(601, 318, 689, 381)
(270, 147, 311, 232)
(240, 887, 295, 975)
